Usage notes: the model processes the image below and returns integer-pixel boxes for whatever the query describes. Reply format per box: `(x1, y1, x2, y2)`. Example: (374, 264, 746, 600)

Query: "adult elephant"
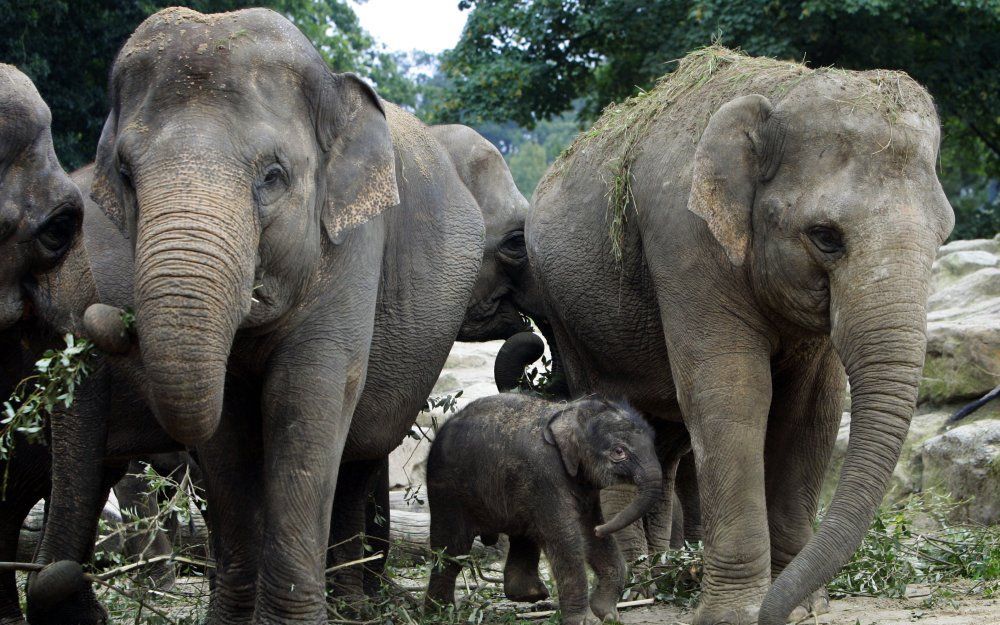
(0, 63, 85, 625)
(338, 123, 537, 596)
(78, 8, 483, 623)
(526, 48, 953, 625)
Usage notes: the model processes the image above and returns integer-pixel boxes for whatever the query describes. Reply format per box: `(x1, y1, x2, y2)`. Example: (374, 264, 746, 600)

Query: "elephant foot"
(503, 571, 550, 602)
(787, 587, 830, 622)
(692, 603, 760, 625)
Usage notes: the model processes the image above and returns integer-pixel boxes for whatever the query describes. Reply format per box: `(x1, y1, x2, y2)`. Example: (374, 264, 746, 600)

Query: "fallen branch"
(324, 551, 384, 574)
(515, 597, 654, 619)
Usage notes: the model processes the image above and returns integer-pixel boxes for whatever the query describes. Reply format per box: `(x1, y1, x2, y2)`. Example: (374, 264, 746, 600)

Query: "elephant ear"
(543, 405, 581, 477)
(312, 71, 400, 244)
(91, 112, 129, 237)
(687, 94, 785, 266)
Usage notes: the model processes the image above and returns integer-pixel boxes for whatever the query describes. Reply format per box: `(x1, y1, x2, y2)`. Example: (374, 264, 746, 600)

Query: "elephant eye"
(610, 445, 627, 462)
(36, 206, 81, 255)
(498, 230, 527, 262)
(118, 163, 134, 190)
(262, 164, 285, 187)
(256, 163, 289, 207)
(807, 226, 844, 256)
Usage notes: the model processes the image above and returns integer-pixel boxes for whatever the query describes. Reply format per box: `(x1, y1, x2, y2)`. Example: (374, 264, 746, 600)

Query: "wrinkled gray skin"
(0, 64, 83, 329)
(342, 123, 535, 596)
(15, 165, 185, 625)
(425, 394, 662, 625)
(87, 8, 483, 623)
(528, 71, 954, 624)
(430, 124, 534, 341)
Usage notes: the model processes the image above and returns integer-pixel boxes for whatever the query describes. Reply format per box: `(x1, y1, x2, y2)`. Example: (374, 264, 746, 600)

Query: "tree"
(508, 141, 547, 197)
(0, 0, 415, 169)
(446, 0, 1000, 237)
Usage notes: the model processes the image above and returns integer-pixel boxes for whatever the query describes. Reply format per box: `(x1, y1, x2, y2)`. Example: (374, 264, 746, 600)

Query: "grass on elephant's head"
(541, 44, 934, 264)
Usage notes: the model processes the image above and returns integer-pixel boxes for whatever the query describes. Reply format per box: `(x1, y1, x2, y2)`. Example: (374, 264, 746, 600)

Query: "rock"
(919, 239, 1000, 404)
(820, 403, 999, 507)
(931, 250, 999, 290)
(919, 419, 1000, 525)
(935, 236, 999, 259)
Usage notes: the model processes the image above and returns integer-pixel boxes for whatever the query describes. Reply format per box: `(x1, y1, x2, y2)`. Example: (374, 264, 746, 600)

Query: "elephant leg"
(645, 422, 691, 554)
(669, 492, 685, 549)
(424, 501, 474, 609)
(539, 531, 591, 625)
(764, 343, 844, 620)
(254, 356, 352, 625)
(503, 535, 548, 602)
(361, 457, 390, 597)
(583, 504, 626, 622)
(199, 396, 263, 625)
(0, 441, 49, 625)
(675, 452, 701, 543)
(672, 346, 773, 625)
(26, 366, 120, 625)
(599, 485, 648, 564)
(327, 458, 383, 603)
(115, 460, 176, 590)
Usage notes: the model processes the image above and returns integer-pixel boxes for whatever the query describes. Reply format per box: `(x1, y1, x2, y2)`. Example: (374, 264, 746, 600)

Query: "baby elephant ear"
(313, 71, 400, 244)
(543, 406, 581, 477)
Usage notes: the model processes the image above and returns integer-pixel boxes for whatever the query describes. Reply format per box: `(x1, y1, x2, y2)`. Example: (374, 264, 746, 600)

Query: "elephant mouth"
(0, 283, 31, 330)
(458, 292, 532, 342)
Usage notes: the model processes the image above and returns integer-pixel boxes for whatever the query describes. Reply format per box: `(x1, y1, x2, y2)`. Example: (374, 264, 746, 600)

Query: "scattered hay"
(541, 45, 934, 263)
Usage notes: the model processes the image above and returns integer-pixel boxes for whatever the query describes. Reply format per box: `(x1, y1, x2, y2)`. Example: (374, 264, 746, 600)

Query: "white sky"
(351, 0, 469, 53)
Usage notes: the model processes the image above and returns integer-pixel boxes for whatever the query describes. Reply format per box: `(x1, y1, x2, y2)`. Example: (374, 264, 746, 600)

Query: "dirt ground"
(617, 594, 1000, 625)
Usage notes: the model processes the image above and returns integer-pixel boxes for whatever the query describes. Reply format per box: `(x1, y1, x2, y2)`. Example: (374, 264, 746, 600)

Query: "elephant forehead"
(114, 7, 316, 97)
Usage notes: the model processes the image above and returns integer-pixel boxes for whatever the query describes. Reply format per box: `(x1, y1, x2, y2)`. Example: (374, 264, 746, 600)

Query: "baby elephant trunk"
(594, 460, 663, 537)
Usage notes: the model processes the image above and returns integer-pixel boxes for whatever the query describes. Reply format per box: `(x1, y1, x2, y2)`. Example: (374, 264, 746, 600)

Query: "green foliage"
(0, 0, 417, 170)
(447, 0, 1000, 238)
(829, 493, 1000, 602)
(1, 334, 93, 462)
(507, 141, 547, 198)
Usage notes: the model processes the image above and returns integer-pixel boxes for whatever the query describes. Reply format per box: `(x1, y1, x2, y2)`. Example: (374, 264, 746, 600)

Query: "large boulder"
(919, 235, 1000, 404)
(919, 419, 1000, 525)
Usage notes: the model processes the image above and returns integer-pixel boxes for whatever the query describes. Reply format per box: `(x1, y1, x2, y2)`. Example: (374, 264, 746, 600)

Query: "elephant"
(524, 48, 954, 625)
(0, 64, 90, 624)
(424, 394, 662, 625)
(76, 7, 484, 622)
(343, 123, 538, 595)
(27, 117, 536, 620)
(429, 124, 534, 342)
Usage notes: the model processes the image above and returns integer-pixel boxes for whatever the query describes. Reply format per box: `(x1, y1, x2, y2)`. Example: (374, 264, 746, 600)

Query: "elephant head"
(0, 64, 83, 331)
(544, 398, 662, 536)
(686, 73, 954, 623)
(430, 124, 535, 342)
(91, 8, 398, 445)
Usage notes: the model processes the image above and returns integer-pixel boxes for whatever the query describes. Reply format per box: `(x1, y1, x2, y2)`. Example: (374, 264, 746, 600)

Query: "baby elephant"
(425, 394, 662, 624)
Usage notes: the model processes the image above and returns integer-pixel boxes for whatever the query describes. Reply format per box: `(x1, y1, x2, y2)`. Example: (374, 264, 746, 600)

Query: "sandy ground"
(617, 595, 1000, 625)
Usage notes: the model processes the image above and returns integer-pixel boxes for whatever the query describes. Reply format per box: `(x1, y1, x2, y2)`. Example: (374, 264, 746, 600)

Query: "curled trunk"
(494, 331, 545, 392)
(595, 460, 663, 537)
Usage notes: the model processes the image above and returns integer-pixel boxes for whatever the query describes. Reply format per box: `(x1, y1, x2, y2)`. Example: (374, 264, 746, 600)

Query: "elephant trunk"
(759, 245, 934, 624)
(494, 331, 545, 392)
(133, 162, 256, 446)
(595, 458, 663, 537)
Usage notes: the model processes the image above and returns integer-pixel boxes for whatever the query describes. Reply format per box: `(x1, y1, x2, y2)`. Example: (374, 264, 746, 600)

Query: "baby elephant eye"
(807, 226, 844, 255)
(611, 445, 627, 461)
